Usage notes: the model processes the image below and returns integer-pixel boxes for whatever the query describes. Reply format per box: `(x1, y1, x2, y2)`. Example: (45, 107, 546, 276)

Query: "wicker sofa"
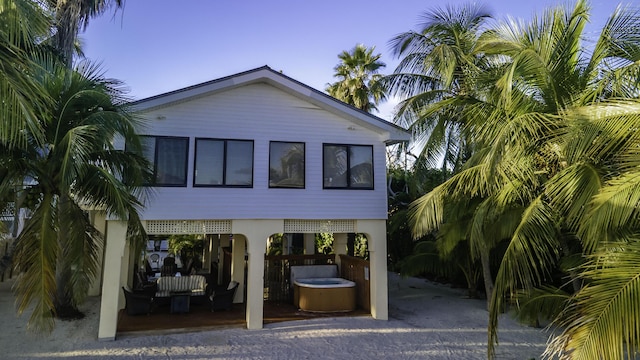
(155, 275, 207, 299)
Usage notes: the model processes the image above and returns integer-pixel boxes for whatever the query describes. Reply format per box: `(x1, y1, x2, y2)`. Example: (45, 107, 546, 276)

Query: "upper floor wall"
(127, 67, 409, 221)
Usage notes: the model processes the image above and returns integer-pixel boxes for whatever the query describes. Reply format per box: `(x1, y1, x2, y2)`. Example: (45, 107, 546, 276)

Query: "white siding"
(137, 83, 389, 220)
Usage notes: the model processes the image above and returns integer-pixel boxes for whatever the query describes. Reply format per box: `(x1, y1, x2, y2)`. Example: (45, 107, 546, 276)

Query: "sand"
(0, 273, 550, 359)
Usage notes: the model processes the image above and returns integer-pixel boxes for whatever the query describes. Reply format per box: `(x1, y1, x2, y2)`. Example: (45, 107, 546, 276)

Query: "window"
(269, 141, 305, 188)
(140, 136, 189, 186)
(194, 138, 253, 187)
(323, 144, 373, 189)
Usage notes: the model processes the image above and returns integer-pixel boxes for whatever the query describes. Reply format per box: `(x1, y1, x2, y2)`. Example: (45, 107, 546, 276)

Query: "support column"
(303, 233, 315, 254)
(333, 233, 348, 271)
(219, 234, 230, 285)
(231, 234, 247, 303)
(359, 220, 388, 320)
(88, 211, 106, 296)
(233, 219, 283, 330)
(98, 220, 128, 341)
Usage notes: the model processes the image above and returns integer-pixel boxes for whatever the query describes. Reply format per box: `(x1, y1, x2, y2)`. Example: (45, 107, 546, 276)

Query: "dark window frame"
(269, 141, 306, 189)
(139, 135, 189, 187)
(193, 137, 254, 188)
(322, 143, 374, 190)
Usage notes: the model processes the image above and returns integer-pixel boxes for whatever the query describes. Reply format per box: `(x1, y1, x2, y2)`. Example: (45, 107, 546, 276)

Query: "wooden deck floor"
(117, 300, 369, 336)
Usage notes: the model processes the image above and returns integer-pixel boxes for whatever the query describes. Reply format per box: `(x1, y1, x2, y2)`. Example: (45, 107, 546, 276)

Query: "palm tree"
(384, 2, 498, 307)
(0, 0, 54, 278)
(382, 3, 492, 170)
(0, 0, 51, 149)
(407, 1, 640, 358)
(2, 59, 151, 333)
(45, 0, 125, 64)
(326, 44, 386, 113)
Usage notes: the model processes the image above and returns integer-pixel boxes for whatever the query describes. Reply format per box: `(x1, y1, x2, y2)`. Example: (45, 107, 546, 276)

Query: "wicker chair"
(148, 253, 161, 270)
(134, 271, 157, 296)
(210, 281, 239, 312)
(122, 287, 154, 315)
(161, 256, 177, 276)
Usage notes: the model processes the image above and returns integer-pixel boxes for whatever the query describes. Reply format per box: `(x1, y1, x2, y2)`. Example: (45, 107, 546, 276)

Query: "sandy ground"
(0, 273, 551, 360)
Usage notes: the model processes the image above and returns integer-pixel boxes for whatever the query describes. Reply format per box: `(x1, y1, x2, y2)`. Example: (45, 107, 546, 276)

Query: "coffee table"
(170, 291, 191, 313)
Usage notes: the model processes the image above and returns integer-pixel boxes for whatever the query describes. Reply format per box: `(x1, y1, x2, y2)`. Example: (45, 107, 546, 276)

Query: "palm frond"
(488, 196, 560, 357)
(57, 195, 102, 306)
(512, 285, 570, 327)
(546, 162, 602, 231)
(0, 0, 51, 149)
(546, 239, 640, 359)
(12, 193, 58, 334)
(580, 171, 640, 252)
(399, 241, 445, 277)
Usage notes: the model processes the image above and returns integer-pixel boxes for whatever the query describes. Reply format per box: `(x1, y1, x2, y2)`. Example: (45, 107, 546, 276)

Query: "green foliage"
(391, 0, 640, 358)
(354, 233, 368, 259)
(168, 234, 205, 267)
(326, 44, 387, 112)
(386, 163, 448, 271)
(267, 233, 284, 256)
(0, 0, 51, 150)
(512, 285, 570, 328)
(3, 59, 151, 333)
(383, 2, 492, 170)
(546, 239, 640, 359)
(315, 233, 333, 254)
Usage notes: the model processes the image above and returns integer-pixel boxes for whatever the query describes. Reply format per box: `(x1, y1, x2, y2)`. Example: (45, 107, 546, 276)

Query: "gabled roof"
(131, 66, 410, 145)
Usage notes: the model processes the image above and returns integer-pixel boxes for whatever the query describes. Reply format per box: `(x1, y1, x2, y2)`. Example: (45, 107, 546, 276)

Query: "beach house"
(94, 66, 410, 340)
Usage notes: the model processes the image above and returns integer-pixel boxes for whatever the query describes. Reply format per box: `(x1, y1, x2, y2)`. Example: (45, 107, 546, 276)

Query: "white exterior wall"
(136, 83, 389, 221)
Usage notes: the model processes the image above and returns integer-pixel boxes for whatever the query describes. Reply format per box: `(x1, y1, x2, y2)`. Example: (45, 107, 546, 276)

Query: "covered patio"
(97, 218, 386, 340)
(116, 300, 370, 335)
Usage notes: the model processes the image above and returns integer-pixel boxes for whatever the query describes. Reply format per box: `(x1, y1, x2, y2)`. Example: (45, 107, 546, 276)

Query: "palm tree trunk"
(480, 245, 494, 310)
(559, 236, 582, 293)
(53, 194, 83, 319)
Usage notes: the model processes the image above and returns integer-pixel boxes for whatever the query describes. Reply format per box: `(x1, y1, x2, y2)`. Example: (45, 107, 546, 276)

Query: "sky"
(82, 0, 630, 121)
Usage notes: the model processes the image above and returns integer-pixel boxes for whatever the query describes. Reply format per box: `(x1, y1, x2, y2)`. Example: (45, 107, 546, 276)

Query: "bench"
(155, 275, 207, 299)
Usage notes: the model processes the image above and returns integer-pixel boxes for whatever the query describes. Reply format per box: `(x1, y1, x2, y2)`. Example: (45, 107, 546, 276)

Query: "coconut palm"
(2, 59, 151, 333)
(326, 44, 386, 113)
(407, 1, 640, 358)
(383, 3, 492, 170)
(0, 0, 54, 278)
(45, 0, 125, 64)
(475, 2, 640, 357)
(385, 2, 499, 307)
(0, 0, 51, 149)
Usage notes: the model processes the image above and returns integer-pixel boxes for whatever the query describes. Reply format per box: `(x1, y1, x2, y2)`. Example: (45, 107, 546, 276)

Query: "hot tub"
(293, 277, 356, 312)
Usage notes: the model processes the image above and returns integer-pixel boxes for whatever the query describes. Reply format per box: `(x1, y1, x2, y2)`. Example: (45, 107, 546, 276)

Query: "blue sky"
(82, 0, 628, 120)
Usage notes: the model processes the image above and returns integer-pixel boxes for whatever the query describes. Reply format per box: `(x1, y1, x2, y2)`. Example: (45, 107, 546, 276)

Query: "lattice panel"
(145, 220, 231, 234)
(284, 219, 356, 233)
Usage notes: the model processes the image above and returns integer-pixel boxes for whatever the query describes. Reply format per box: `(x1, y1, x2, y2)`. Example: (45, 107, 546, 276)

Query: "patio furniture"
(148, 253, 161, 270)
(134, 271, 158, 296)
(210, 281, 239, 312)
(155, 274, 208, 299)
(145, 259, 154, 277)
(161, 256, 178, 276)
(122, 286, 154, 315)
(170, 291, 191, 313)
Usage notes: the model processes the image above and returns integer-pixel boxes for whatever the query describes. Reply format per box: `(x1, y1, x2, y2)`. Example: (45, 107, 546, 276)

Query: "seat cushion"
(155, 275, 207, 297)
